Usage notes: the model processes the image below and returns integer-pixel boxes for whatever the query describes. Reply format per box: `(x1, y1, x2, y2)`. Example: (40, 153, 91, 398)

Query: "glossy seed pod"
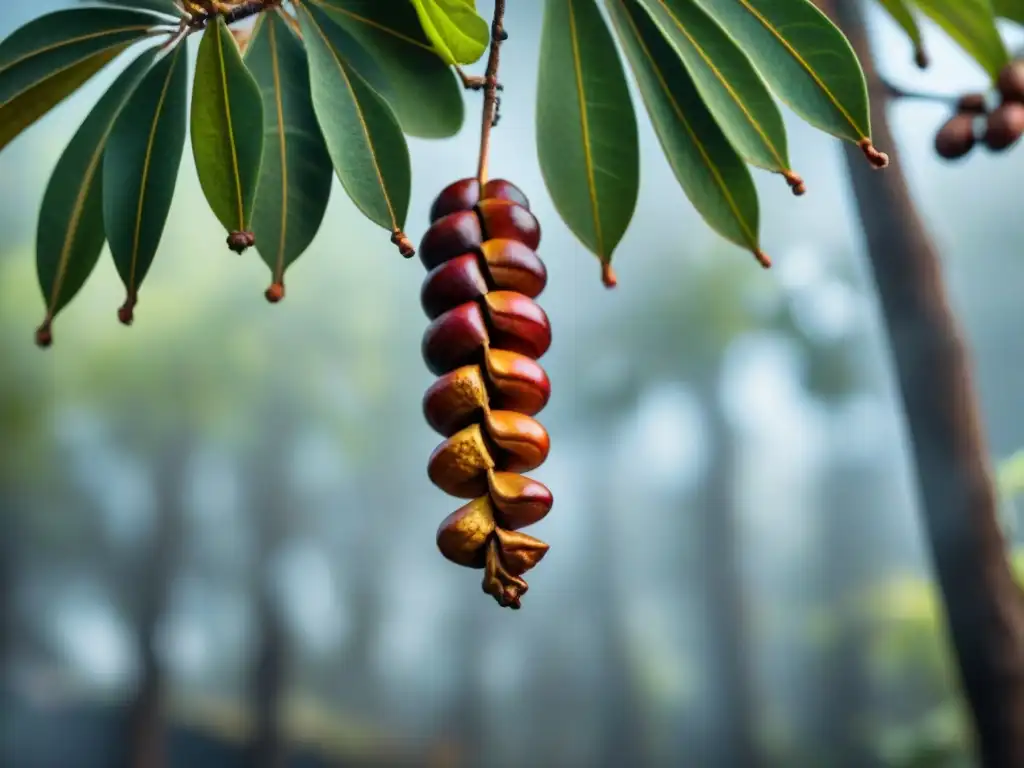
(419, 178, 555, 609)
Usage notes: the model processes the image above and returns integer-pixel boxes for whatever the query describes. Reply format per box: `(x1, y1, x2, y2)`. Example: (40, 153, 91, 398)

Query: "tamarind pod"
(429, 178, 532, 222)
(483, 291, 552, 360)
(419, 210, 483, 270)
(476, 199, 541, 250)
(422, 301, 489, 376)
(426, 423, 495, 498)
(420, 240, 548, 320)
(483, 410, 550, 473)
(487, 471, 553, 529)
(436, 495, 496, 568)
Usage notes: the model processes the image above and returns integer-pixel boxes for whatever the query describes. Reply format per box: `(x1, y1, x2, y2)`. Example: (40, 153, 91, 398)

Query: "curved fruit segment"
(421, 253, 489, 320)
(423, 365, 490, 437)
(488, 471, 553, 530)
(422, 301, 489, 376)
(480, 239, 547, 298)
(483, 410, 550, 472)
(484, 291, 552, 360)
(429, 178, 531, 222)
(484, 349, 550, 416)
(419, 210, 483, 270)
(476, 199, 541, 250)
(493, 527, 549, 576)
(427, 423, 495, 498)
(436, 495, 496, 568)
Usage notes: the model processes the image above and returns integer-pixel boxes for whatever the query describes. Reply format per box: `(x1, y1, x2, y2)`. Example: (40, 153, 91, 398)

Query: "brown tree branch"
(476, 0, 507, 186)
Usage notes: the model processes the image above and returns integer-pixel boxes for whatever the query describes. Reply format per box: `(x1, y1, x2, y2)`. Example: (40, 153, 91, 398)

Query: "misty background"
(2, 2, 1023, 766)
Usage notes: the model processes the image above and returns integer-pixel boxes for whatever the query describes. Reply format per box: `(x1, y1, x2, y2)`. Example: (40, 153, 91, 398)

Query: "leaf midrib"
(268, 18, 289, 279)
(213, 19, 245, 228)
(311, 0, 434, 52)
(734, 0, 867, 139)
(652, 0, 787, 171)
(0, 25, 156, 77)
(612, 0, 756, 247)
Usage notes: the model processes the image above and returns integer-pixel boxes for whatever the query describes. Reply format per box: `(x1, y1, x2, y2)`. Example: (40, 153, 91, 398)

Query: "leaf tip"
(391, 229, 416, 259)
(754, 250, 772, 269)
(35, 322, 53, 349)
(227, 230, 256, 254)
(914, 47, 930, 70)
(858, 139, 889, 169)
(265, 282, 285, 304)
(601, 263, 618, 289)
(118, 294, 137, 326)
(784, 171, 807, 196)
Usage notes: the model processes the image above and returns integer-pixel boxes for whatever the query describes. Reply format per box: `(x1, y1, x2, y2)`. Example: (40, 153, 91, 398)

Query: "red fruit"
(956, 92, 987, 115)
(421, 254, 489, 320)
(487, 472, 553, 530)
(480, 239, 547, 298)
(419, 210, 483, 270)
(984, 102, 1024, 151)
(483, 349, 550, 416)
(483, 291, 552, 360)
(422, 302, 489, 376)
(997, 60, 1024, 104)
(934, 114, 976, 159)
(476, 199, 541, 250)
(429, 178, 531, 222)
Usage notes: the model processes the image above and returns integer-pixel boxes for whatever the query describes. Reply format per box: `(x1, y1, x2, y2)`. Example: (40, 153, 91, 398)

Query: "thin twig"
(456, 65, 485, 90)
(476, 0, 507, 186)
(880, 74, 961, 106)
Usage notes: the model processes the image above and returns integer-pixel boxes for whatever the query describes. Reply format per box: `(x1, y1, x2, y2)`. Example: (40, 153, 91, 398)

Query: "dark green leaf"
(103, 43, 188, 313)
(910, 0, 1009, 79)
(190, 14, 265, 235)
(245, 12, 333, 284)
(537, 0, 639, 265)
(409, 0, 489, 65)
(876, 0, 927, 61)
(606, 0, 765, 264)
(313, 0, 464, 138)
(297, 3, 411, 233)
(635, 0, 796, 184)
(690, 0, 872, 144)
(993, 0, 1024, 23)
(0, 7, 163, 152)
(78, 0, 181, 17)
(36, 46, 158, 338)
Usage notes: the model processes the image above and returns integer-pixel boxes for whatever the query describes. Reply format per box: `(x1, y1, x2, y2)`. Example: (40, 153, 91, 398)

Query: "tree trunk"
(126, 439, 187, 768)
(816, 3, 1024, 764)
(695, 376, 760, 768)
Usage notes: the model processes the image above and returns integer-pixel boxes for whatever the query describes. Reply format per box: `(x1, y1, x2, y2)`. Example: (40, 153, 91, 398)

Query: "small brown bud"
(754, 250, 771, 269)
(265, 282, 284, 303)
(997, 60, 1024, 104)
(783, 170, 806, 196)
(956, 92, 987, 115)
(601, 263, 617, 288)
(914, 47, 929, 70)
(35, 323, 52, 348)
(858, 138, 889, 169)
(934, 114, 976, 159)
(482, 537, 529, 609)
(984, 102, 1024, 151)
(227, 230, 255, 254)
(391, 228, 416, 258)
(117, 296, 136, 326)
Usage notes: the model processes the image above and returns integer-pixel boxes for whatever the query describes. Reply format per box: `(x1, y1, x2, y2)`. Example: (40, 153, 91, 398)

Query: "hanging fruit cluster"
(417, 177, 553, 609)
(935, 59, 1024, 159)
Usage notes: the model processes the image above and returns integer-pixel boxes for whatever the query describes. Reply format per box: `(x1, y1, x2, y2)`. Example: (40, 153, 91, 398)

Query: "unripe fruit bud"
(984, 102, 1024, 151)
(935, 114, 976, 159)
(997, 60, 1024, 104)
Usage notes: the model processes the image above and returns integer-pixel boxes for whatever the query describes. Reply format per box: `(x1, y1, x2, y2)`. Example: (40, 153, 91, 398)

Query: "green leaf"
(0, 7, 162, 153)
(909, 0, 1009, 80)
(297, 3, 411, 233)
(313, 0, 464, 138)
(635, 0, 797, 185)
(606, 0, 765, 265)
(876, 0, 927, 63)
(191, 14, 265, 235)
(36, 46, 158, 340)
(409, 0, 489, 66)
(102, 43, 188, 315)
(78, 0, 181, 17)
(993, 0, 1024, 23)
(537, 0, 640, 264)
(245, 12, 333, 285)
(690, 0, 872, 145)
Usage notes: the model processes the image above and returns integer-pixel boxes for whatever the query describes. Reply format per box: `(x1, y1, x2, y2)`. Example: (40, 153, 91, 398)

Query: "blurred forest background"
(3, 2, 1024, 767)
